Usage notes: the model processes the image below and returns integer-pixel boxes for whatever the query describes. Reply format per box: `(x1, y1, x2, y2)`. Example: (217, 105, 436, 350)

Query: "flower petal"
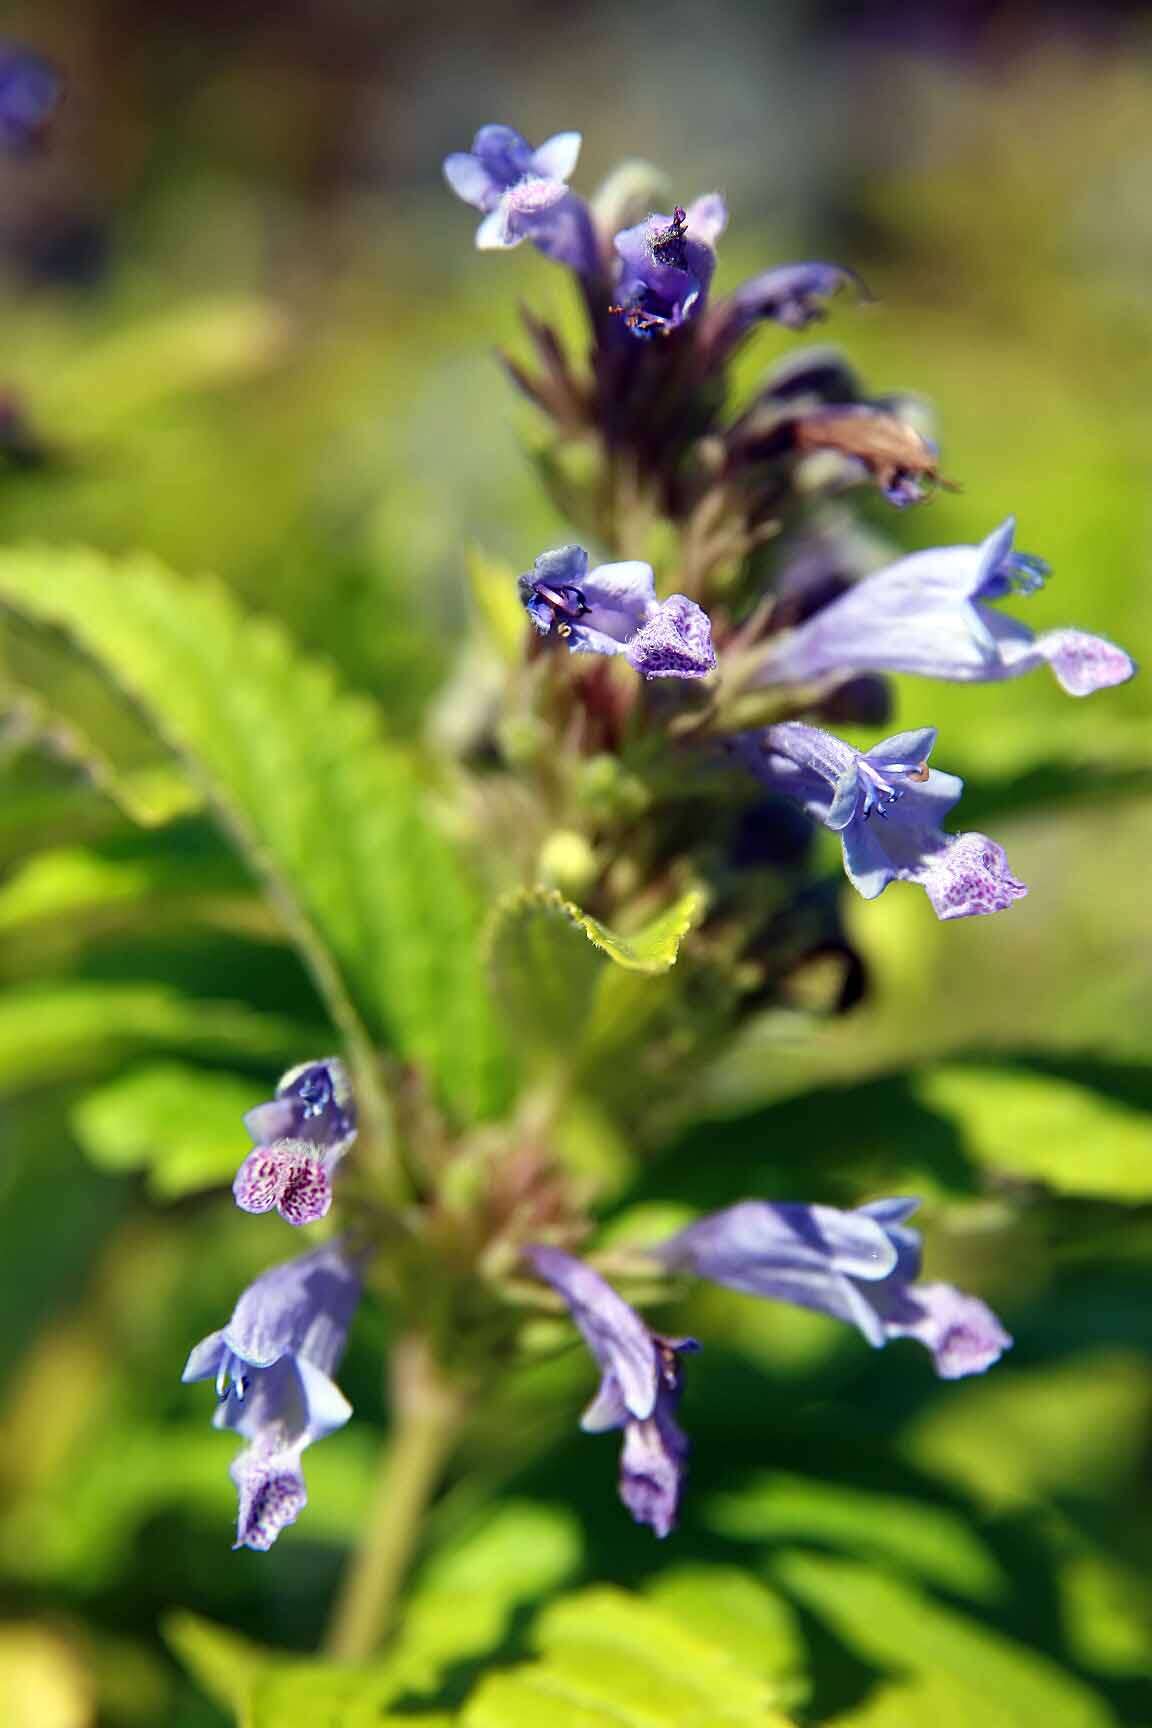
(917, 832, 1028, 921)
(626, 595, 717, 680)
(526, 1245, 659, 1423)
(881, 1282, 1012, 1379)
(531, 130, 582, 182)
(1030, 628, 1136, 696)
(442, 151, 499, 210)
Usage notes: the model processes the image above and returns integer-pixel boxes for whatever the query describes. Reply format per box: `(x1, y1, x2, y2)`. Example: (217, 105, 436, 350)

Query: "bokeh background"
(0, 1, 1150, 1724)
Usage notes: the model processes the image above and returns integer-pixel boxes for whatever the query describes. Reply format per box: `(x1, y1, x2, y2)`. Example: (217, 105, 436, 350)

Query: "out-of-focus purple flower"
(724, 262, 866, 336)
(243, 1057, 356, 1149)
(698, 264, 866, 369)
(610, 195, 727, 337)
(0, 45, 60, 154)
(756, 518, 1135, 695)
(526, 1244, 697, 1537)
(182, 1241, 360, 1549)
(443, 124, 596, 273)
(652, 1196, 1011, 1379)
(234, 1058, 356, 1227)
(519, 545, 716, 679)
(740, 723, 1027, 919)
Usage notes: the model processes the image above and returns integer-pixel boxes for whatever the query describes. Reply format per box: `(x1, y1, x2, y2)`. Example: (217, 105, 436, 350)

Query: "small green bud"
(537, 829, 599, 898)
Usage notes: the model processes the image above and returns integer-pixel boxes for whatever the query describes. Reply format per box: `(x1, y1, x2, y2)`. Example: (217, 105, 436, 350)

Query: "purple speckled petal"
(277, 1156, 332, 1227)
(231, 1441, 308, 1551)
(874, 1281, 1013, 1379)
(1023, 628, 1136, 696)
(233, 1146, 288, 1214)
(916, 833, 1028, 921)
(626, 595, 717, 680)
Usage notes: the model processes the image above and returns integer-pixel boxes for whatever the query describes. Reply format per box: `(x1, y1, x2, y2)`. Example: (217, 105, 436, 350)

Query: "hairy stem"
(324, 1334, 466, 1662)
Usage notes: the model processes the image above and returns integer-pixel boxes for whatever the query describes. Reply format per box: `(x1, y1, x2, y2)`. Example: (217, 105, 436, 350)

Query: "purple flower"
(741, 723, 1028, 919)
(610, 195, 728, 338)
(443, 124, 596, 273)
(520, 545, 716, 679)
(697, 263, 866, 370)
(0, 45, 60, 154)
(182, 1241, 360, 1549)
(756, 518, 1136, 696)
(721, 261, 866, 336)
(652, 1196, 1011, 1380)
(526, 1244, 697, 1537)
(233, 1058, 356, 1227)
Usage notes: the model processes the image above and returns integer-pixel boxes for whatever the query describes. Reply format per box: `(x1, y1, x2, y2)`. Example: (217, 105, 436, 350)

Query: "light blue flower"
(443, 124, 596, 272)
(183, 1242, 360, 1549)
(526, 1245, 697, 1538)
(756, 517, 1136, 695)
(653, 1196, 1011, 1379)
(741, 722, 1028, 919)
(233, 1058, 356, 1227)
(519, 545, 716, 679)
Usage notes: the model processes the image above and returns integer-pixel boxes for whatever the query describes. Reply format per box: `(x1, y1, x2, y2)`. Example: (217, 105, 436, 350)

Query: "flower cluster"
(185, 1059, 361, 1548)
(445, 122, 1134, 926)
(183, 116, 1135, 1563)
(529, 1197, 1010, 1537)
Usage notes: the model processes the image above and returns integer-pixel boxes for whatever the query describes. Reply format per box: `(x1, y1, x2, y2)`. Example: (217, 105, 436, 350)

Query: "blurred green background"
(0, 2, 1149, 1724)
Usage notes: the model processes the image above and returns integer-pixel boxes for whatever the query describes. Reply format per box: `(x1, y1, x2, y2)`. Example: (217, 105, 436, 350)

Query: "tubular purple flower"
(700, 263, 867, 366)
(234, 1057, 356, 1227)
(443, 124, 597, 274)
(0, 45, 61, 154)
(526, 1244, 697, 1537)
(651, 1197, 1011, 1379)
(182, 1241, 360, 1549)
(739, 723, 1027, 919)
(610, 195, 728, 337)
(519, 545, 716, 679)
(755, 517, 1136, 695)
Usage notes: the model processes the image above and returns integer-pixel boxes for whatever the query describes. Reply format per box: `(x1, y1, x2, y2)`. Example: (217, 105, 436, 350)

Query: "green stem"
(324, 1334, 466, 1662)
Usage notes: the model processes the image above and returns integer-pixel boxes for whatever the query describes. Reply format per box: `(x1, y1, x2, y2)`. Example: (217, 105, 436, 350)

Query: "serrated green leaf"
(0, 546, 507, 1122)
(571, 888, 707, 973)
(71, 1063, 262, 1198)
(706, 1472, 1003, 1600)
(488, 888, 605, 1057)
(491, 883, 704, 1009)
(0, 844, 267, 952)
(903, 1351, 1152, 1511)
(392, 1503, 584, 1698)
(917, 1063, 1152, 1199)
(165, 1611, 404, 1728)
(0, 983, 315, 1094)
(775, 1553, 1115, 1728)
(642, 1566, 806, 1696)
(1, 681, 199, 827)
(462, 1586, 795, 1728)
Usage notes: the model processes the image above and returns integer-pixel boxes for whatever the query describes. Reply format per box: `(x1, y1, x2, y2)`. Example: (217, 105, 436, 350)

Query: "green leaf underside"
(0, 983, 315, 1094)
(706, 1472, 1003, 1599)
(918, 1063, 1152, 1199)
(775, 1553, 1115, 1728)
(0, 547, 506, 1121)
(72, 1063, 264, 1198)
(463, 1586, 793, 1728)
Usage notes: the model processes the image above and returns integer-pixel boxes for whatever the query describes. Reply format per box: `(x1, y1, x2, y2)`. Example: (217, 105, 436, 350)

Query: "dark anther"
(650, 205, 688, 268)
